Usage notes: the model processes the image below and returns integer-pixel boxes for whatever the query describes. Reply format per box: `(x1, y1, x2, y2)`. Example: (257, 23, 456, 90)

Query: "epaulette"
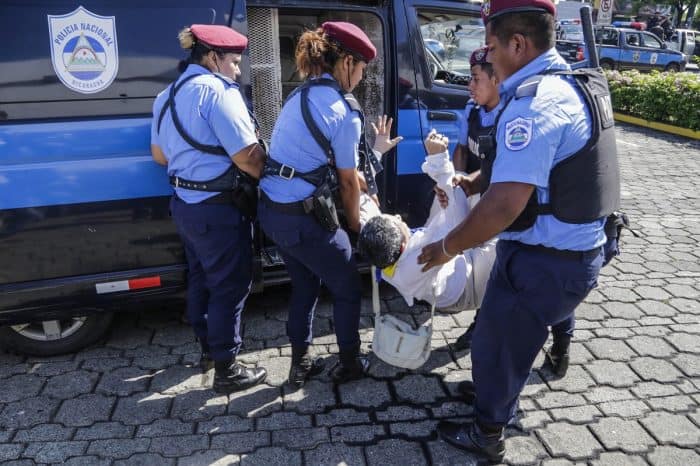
(515, 75, 545, 99)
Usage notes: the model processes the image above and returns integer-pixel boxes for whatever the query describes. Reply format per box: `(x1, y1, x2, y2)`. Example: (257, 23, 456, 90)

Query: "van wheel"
(600, 59, 615, 70)
(665, 62, 680, 72)
(0, 313, 113, 356)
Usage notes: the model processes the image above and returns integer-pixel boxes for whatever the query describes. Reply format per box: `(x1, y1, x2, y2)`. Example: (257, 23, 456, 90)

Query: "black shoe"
(545, 339, 570, 377)
(199, 352, 214, 373)
(331, 355, 370, 384)
(437, 420, 505, 463)
(453, 321, 476, 351)
(289, 357, 325, 388)
(457, 380, 476, 404)
(213, 361, 267, 394)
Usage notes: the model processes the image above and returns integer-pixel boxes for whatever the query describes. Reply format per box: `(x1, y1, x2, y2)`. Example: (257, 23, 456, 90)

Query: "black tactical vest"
(480, 68, 621, 232)
(466, 105, 497, 190)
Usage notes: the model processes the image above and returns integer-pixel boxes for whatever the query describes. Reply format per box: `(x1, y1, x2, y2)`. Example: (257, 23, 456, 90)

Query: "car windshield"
(560, 23, 583, 40)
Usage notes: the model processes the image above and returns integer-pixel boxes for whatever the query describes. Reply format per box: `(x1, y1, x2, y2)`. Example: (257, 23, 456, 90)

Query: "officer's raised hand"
(371, 115, 403, 155)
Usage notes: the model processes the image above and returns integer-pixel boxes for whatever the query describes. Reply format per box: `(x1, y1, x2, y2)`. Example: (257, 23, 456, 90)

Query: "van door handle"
(428, 110, 458, 121)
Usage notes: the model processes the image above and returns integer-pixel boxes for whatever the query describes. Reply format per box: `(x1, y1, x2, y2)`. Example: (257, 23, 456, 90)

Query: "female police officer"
(258, 22, 400, 387)
(150, 25, 267, 393)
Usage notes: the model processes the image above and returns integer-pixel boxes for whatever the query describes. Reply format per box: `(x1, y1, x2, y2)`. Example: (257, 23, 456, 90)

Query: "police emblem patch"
(504, 117, 533, 151)
(48, 6, 118, 94)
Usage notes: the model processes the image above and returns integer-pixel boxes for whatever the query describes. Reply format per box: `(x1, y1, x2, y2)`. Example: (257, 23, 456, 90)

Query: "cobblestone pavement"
(1, 124, 699, 465)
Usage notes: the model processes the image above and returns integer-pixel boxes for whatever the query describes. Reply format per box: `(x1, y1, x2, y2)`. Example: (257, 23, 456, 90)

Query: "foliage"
(605, 69, 700, 130)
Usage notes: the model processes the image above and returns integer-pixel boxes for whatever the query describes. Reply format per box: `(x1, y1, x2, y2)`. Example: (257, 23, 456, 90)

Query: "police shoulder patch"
(504, 117, 533, 151)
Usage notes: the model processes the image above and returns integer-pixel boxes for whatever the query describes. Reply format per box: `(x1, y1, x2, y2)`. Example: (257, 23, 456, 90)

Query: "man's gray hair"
(358, 215, 404, 269)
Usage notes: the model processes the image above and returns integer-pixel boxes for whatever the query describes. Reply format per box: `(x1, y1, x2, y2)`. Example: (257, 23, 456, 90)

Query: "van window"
(0, 0, 231, 121)
(641, 32, 663, 49)
(597, 28, 619, 46)
(247, 8, 385, 142)
(416, 9, 483, 81)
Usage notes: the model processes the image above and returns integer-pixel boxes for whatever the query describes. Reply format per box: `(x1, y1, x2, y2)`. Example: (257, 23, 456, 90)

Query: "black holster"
(231, 171, 258, 219)
(304, 183, 339, 232)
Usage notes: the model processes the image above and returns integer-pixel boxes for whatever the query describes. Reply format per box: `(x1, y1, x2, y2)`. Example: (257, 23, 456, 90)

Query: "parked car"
(595, 27, 687, 72)
(1, 0, 479, 355)
(666, 29, 697, 57)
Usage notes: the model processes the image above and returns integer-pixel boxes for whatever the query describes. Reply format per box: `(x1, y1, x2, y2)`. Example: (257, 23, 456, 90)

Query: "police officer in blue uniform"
(258, 21, 399, 387)
(450, 47, 575, 376)
(418, 0, 620, 460)
(151, 24, 267, 393)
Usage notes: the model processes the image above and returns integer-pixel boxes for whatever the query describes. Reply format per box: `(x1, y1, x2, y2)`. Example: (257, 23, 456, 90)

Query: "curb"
(614, 112, 700, 140)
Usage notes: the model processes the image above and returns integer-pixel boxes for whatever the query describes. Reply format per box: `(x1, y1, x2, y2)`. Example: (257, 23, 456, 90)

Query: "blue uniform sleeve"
(458, 102, 474, 146)
(491, 96, 567, 188)
(331, 111, 362, 170)
(150, 89, 168, 147)
(207, 86, 258, 156)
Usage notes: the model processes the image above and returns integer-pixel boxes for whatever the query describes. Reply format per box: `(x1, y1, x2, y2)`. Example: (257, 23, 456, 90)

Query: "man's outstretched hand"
(371, 115, 403, 155)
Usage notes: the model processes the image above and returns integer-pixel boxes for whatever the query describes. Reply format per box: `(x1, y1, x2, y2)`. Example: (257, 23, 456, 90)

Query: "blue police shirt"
(260, 74, 361, 203)
(151, 64, 258, 204)
(458, 100, 503, 145)
(492, 48, 606, 251)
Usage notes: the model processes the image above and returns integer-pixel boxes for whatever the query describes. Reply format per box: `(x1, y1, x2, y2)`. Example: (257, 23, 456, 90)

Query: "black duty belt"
(260, 190, 308, 215)
(511, 241, 602, 261)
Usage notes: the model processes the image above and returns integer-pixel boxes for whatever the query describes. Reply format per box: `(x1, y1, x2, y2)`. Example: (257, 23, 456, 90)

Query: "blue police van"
(0, 0, 482, 355)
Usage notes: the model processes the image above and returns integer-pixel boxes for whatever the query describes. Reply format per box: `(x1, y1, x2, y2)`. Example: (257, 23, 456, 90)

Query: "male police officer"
(418, 0, 619, 461)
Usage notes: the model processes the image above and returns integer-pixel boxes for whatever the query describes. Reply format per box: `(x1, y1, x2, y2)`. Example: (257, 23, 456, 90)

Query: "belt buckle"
(175, 177, 180, 188)
(279, 164, 295, 180)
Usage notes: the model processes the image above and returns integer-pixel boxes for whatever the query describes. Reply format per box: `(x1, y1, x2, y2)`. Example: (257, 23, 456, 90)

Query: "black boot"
(212, 359, 267, 394)
(545, 335, 571, 377)
(457, 379, 476, 403)
(453, 320, 477, 352)
(288, 346, 325, 388)
(197, 340, 213, 373)
(331, 344, 370, 384)
(437, 420, 505, 463)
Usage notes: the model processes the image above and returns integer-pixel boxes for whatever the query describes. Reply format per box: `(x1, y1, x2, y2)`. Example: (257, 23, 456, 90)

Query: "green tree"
(669, 0, 699, 26)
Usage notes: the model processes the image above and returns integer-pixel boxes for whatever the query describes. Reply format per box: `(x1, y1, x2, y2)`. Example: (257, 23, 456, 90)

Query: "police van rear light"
(96, 276, 162, 294)
(576, 45, 585, 62)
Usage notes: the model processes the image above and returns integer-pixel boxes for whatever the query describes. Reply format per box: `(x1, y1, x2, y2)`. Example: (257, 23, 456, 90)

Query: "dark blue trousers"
(472, 240, 602, 426)
(258, 201, 362, 351)
(170, 196, 252, 362)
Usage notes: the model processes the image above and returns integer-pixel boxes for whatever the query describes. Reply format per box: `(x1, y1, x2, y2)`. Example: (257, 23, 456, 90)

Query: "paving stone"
(626, 336, 677, 357)
(672, 353, 700, 376)
(23, 441, 88, 463)
(521, 371, 549, 397)
(75, 347, 124, 361)
(28, 360, 82, 376)
(0, 428, 13, 442)
(152, 326, 196, 347)
(664, 283, 700, 298)
(590, 452, 648, 465)
(601, 302, 645, 320)
(543, 365, 596, 393)
(271, 426, 329, 449)
(124, 344, 171, 358)
(633, 325, 672, 337)
(393, 375, 446, 404)
(598, 400, 651, 418)
(536, 391, 588, 409)
(536, 422, 603, 460)
(668, 297, 699, 314)
(330, 424, 385, 442)
(586, 360, 640, 387)
(74, 422, 135, 440)
(630, 357, 684, 383)
(0, 444, 24, 461)
(177, 449, 239, 466)
(303, 442, 366, 466)
(430, 401, 473, 419)
(55, 394, 115, 427)
(171, 389, 228, 422)
(282, 380, 336, 414)
(254, 356, 291, 386)
(442, 370, 472, 397)
(228, 384, 282, 418)
(636, 300, 678, 317)
(503, 434, 549, 465)
(114, 453, 175, 465)
(197, 415, 253, 434)
(585, 338, 638, 362)
(631, 382, 680, 398)
(600, 287, 640, 302)
(243, 319, 287, 341)
(640, 412, 700, 447)
(96, 367, 153, 396)
(257, 411, 313, 431)
(87, 438, 151, 459)
(315, 409, 371, 426)
(210, 431, 270, 454)
(240, 446, 301, 466)
(42, 370, 99, 399)
(63, 455, 112, 466)
(590, 418, 656, 453)
(80, 357, 131, 372)
(594, 327, 635, 339)
(338, 378, 391, 408)
(427, 440, 480, 465)
(149, 434, 209, 457)
(576, 303, 610, 321)
(13, 423, 74, 442)
(647, 445, 700, 466)
(136, 419, 194, 437)
(514, 410, 552, 430)
(646, 395, 697, 413)
(133, 354, 182, 371)
(0, 374, 44, 403)
(112, 393, 173, 425)
(666, 333, 700, 353)
(389, 419, 437, 437)
(0, 396, 59, 429)
(151, 366, 208, 394)
(549, 405, 602, 424)
(365, 439, 426, 465)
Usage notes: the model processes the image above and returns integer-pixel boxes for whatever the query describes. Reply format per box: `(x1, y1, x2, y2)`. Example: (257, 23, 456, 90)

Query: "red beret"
(190, 24, 248, 53)
(470, 46, 490, 67)
(322, 21, 377, 62)
(481, 0, 556, 23)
